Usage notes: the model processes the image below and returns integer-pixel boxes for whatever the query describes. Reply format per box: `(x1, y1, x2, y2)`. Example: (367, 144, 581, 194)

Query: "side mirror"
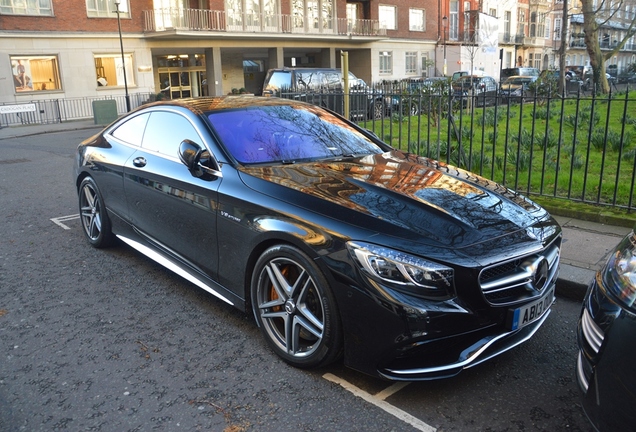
(178, 139, 222, 179)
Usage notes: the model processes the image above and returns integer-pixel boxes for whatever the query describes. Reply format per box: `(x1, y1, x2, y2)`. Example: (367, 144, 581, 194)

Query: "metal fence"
(0, 93, 153, 127)
(282, 83, 636, 212)
(3, 88, 636, 212)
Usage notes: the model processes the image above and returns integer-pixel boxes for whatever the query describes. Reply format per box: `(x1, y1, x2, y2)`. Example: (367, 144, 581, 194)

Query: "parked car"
(391, 76, 451, 115)
(262, 67, 387, 120)
(500, 67, 540, 83)
(618, 72, 636, 84)
(451, 70, 484, 81)
(452, 75, 499, 106)
(576, 227, 636, 431)
(75, 96, 562, 381)
(499, 75, 538, 103)
(538, 70, 584, 95)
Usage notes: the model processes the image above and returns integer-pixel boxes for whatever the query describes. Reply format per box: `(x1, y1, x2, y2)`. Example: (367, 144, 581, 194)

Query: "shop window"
(94, 54, 135, 88)
(10, 55, 60, 92)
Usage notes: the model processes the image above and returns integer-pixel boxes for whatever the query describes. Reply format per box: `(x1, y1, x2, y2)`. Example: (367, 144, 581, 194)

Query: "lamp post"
(114, 1, 131, 112)
(442, 16, 448, 76)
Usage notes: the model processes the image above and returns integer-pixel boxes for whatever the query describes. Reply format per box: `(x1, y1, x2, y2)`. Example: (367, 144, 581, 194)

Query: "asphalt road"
(0, 128, 594, 431)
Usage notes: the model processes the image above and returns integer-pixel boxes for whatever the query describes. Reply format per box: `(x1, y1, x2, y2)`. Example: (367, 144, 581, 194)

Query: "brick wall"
(0, 0, 152, 33)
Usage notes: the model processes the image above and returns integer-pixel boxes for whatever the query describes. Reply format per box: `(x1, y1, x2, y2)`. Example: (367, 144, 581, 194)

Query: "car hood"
(238, 150, 552, 250)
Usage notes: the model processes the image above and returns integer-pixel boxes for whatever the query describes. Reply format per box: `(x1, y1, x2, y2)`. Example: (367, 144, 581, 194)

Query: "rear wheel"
(251, 245, 343, 368)
(78, 177, 114, 248)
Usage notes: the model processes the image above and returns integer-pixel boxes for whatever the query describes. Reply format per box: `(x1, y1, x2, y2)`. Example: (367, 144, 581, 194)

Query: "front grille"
(479, 240, 560, 305)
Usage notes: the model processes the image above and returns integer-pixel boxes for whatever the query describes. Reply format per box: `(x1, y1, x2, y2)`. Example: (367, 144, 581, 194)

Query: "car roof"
(457, 75, 492, 80)
(140, 96, 313, 114)
(267, 67, 341, 73)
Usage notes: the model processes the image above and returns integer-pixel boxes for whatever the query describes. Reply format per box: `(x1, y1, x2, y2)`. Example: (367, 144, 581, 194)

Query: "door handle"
(133, 157, 147, 167)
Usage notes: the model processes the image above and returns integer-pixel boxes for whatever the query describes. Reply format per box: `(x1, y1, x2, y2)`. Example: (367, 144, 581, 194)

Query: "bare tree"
(580, 0, 636, 93)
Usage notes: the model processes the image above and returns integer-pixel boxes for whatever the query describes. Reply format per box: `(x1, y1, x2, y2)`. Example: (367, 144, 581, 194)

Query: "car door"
(123, 108, 221, 279)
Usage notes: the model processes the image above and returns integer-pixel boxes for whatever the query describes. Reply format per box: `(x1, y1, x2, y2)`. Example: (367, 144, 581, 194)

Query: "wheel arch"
(240, 227, 339, 315)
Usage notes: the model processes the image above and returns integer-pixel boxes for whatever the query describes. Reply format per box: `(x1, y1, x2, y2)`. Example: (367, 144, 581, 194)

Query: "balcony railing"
(143, 8, 385, 37)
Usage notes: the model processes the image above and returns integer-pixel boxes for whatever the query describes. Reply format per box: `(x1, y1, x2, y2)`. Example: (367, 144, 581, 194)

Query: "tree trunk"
(582, 0, 609, 94)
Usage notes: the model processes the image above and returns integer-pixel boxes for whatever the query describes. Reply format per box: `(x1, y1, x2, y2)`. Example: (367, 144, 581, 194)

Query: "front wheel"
(78, 177, 114, 248)
(251, 245, 343, 369)
(369, 100, 385, 120)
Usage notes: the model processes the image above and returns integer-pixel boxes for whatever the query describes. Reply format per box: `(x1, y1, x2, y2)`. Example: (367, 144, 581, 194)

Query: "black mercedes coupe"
(75, 96, 561, 380)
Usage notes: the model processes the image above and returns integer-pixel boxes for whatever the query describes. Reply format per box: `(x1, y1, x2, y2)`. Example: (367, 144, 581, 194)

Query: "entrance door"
(158, 67, 206, 99)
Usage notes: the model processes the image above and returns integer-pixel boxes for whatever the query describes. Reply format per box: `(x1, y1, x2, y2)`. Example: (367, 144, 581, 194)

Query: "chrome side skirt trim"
(117, 235, 234, 306)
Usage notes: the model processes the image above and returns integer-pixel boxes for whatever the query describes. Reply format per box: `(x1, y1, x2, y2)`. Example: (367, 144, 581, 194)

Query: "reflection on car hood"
(238, 150, 550, 249)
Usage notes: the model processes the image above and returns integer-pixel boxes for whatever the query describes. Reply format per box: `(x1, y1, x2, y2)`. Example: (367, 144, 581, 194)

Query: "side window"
(323, 72, 341, 91)
(296, 71, 321, 91)
(142, 111, 202, 158)
(111, 113, 150, 146)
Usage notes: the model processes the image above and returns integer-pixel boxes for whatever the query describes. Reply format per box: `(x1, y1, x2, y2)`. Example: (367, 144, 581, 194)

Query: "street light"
(114, 1, 131, 112)
(442, 16, 448, 76)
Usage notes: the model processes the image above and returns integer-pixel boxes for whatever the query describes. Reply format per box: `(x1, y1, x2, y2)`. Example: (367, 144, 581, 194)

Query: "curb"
(555, 263, 594, 302)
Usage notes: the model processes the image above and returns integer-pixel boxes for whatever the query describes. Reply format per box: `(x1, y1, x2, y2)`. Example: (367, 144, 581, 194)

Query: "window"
(291, 0, 333, 31)
(409, 8, 425, 32)
(530, 12, 537, 37)
(538, 13, 545, 39)
(86, 0, 130, 18)
(504, 11, 511, 40)
(94, 54, 135, 88)
(544, 15, 550, 39)
(10, 55, 61, 93)
(379, 5, 396, 30)
(112, 113, 150, 146)
(379, 51, 392, 74)
(0, 0, 52, 15)
(405, 52, 418, 74)
(463, 2, 471, 38)
(518, 9, 526, 36)
(449, 1, 458, 40)
(554, 18, 561, 40)
(142, 112, 201, 157)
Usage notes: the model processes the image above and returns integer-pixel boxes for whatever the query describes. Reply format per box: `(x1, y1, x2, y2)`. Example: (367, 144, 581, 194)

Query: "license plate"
(508, 286, 554, 330)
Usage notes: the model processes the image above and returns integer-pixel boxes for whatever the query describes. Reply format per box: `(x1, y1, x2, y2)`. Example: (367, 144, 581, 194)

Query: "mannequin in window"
(17, 60, 26, 89)
(97, 76, 108, 86)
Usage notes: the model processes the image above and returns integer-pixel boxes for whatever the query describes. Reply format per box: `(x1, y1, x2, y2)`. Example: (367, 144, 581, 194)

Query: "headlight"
(347, 241, 454, 299)
(602, 230, 636, 310)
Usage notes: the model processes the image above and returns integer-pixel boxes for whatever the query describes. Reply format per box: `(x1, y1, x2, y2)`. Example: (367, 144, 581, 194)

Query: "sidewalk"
(1, 120, 633, 302)
(0, 118, 101, 140)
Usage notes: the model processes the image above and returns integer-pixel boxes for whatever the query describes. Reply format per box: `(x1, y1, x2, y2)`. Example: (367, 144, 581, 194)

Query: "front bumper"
(576, 275, 636, 431)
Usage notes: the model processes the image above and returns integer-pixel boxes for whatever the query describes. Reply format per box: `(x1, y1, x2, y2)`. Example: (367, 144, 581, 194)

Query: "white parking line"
(323, 373, 436, 432)
(51, 214, 79, 230)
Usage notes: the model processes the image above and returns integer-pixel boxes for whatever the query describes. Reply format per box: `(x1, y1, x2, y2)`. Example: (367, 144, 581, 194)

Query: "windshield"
(207, 105, 385, 164)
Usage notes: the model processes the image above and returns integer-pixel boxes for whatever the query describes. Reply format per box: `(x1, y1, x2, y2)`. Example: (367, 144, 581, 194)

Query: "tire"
(78, 177, 115, 248)
(251, 245, 343, 369)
